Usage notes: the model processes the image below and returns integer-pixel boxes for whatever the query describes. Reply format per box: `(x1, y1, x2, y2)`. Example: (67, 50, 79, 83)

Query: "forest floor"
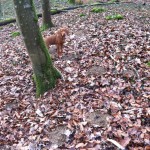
(0, 2, 150, 150)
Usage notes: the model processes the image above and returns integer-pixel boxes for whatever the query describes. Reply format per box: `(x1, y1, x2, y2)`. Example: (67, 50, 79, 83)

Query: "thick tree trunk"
(13, 0, 61, 97)
(41, 0, 54, 29)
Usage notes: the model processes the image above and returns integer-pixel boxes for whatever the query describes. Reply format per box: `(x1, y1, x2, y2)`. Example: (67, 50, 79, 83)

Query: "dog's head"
(59, 28, 69, 38)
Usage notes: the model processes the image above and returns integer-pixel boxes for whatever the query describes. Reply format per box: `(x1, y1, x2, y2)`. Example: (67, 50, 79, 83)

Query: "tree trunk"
(41, 0, 54, 29)
(68, 0, 75, 4)
(13, 0, 61, 97)
(0, 1, 2, 20)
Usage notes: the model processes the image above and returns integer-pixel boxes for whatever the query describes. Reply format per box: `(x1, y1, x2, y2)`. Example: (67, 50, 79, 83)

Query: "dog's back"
(44, 35, 57, 47)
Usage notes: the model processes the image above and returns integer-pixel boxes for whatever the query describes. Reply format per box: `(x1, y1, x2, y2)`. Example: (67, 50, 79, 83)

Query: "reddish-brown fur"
(44, 28, 69, 57)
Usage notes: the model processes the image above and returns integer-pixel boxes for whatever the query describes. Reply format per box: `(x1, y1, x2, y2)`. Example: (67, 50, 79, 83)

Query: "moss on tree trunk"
(13, 0, 61, 97)
(68, 0, 75, 4)
(34, 66, 61, 96)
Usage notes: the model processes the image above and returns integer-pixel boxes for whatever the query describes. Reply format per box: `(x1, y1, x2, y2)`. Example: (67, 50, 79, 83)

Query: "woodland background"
(0, 0, 150, 149)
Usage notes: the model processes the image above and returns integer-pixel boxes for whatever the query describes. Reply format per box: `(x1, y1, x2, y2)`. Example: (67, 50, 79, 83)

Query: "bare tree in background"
(0, 1, 2, 20)
(41, 0, 54, 30)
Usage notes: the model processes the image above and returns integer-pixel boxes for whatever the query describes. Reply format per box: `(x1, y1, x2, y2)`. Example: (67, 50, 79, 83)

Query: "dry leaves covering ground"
(0, 3, 150, 150)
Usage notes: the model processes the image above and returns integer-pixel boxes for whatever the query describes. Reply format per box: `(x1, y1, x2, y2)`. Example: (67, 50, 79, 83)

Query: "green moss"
(53, 67, 62, 79)
(34, 66, 52, 97)
(106, 14, 124, 20)
(30, 0, 38, 22)
(146, 61, 150, 67)
(34, 16, 38, 22)
(0, 18, 15, 25)
(91, 7, 106, 13)
(34, 74, 46, 97)
(68, 0, 75, 4)
(51, 9, 58, 14)
(40, 24, 49, 32)
(11, 31, 20, 37)
(32, 74, 35, 82)
(34, 63, 61, 97)
(68, 0, 83, 5)
(79, 13, 86, 17)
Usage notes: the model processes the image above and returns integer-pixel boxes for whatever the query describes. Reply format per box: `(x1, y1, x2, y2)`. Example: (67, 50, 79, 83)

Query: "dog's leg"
(56, 44, 59, 56)
(60, 44, 63, 56)
(59, 45, 63, 57)
(57, 44, 62, 57)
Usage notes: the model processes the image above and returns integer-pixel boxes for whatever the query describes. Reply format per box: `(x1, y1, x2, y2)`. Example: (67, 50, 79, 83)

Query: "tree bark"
(68, 0, 75, 4)
(41, 0, 54, 29)
(0, 1, 2, 20)
(13, 0, 61, 97)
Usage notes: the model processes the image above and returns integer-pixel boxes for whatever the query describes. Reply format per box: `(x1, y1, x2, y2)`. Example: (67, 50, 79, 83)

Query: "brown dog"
(44, 28, 69, 57)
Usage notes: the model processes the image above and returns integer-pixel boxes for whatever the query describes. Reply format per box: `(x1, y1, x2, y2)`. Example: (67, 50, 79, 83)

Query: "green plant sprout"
(91, 7, 106, 13)
(146, 61, 150, 67)
(80, 13, 86, 17)
(106, 14, 124, 20)
(11, 31, 20, 37)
